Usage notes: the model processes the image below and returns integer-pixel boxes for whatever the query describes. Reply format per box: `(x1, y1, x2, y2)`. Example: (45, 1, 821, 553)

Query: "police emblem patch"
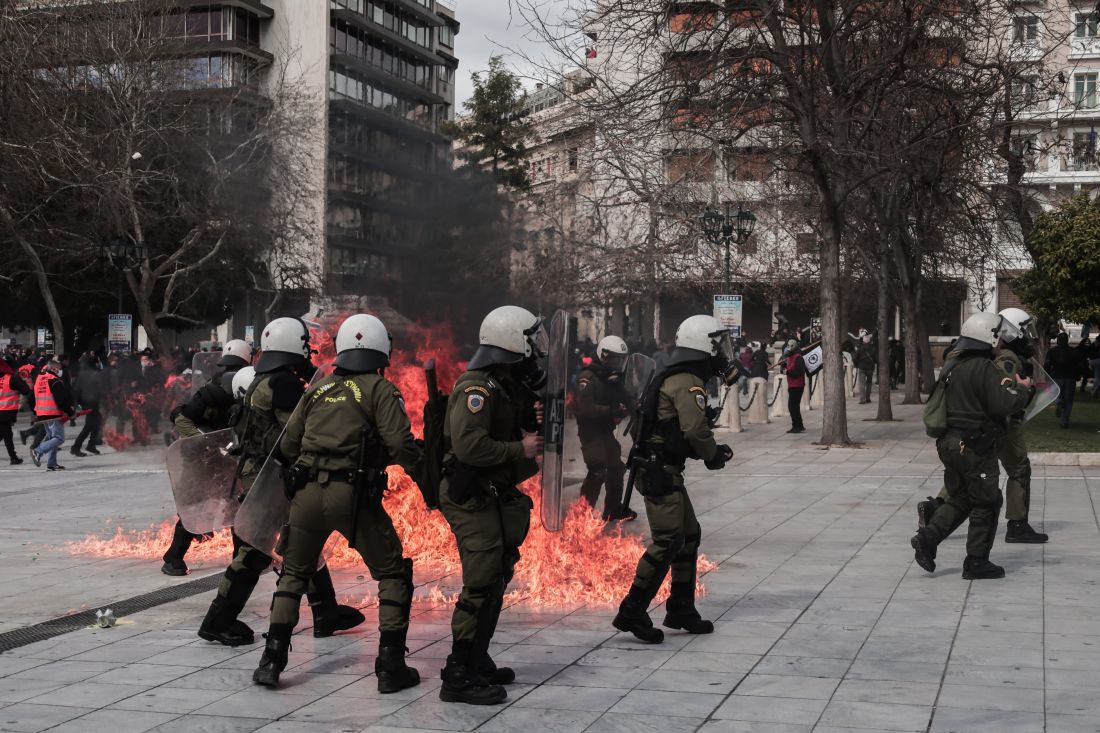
(695, 394, 706, 410)
(467, 394, 485, 413)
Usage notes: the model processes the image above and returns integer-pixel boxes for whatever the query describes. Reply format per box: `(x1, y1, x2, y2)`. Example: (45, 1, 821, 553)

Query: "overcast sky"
(451, 0, 568, 109)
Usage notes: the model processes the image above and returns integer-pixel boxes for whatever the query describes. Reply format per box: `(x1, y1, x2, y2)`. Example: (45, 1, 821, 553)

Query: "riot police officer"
(438, 306, 545, 705)
(253, 314, 423, 690)
(614, 315, 734, 643)
(162, 340, 253, 576)
(197, 318, 363, 646)
(575, 335, 636, 522)
(918, 308, 1048, 543)
(911, 312, 1034, 580)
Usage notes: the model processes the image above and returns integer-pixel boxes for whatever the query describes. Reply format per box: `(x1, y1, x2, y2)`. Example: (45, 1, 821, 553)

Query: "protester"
(784, 342, 807, 434)
(738, 344, 754, 395)
(1046, 333, 1082, 428)
(71, 353, 104, 457)
(31, 359, 74, 470)
(854, 332, 876, 404)
(0, 358, 33, 465)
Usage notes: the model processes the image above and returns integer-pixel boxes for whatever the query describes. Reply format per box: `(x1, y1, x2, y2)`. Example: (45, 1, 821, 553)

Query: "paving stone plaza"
(1, 399, 1098, 733)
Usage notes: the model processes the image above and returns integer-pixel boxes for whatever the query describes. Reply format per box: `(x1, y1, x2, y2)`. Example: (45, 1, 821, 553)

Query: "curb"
(1032, 452, 1100, 467)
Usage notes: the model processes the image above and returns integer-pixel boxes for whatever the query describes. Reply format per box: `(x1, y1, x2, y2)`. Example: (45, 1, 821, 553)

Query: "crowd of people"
(0, 343, 226, 469)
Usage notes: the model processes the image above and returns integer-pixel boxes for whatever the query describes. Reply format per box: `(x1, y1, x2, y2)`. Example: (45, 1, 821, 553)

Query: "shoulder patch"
(467, 393, 485, 413)
(393, 389, 406, 415)
(695, 393, 707, 410)
(464, 385, 490, 396)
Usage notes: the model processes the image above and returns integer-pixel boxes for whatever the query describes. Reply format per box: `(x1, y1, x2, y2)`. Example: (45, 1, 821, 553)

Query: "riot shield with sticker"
(232, 370, 328, 558)
(167, 428, 242, 534)
(1023, 360, 1060, 422)
(539, 310, 579, 532)
(190, 352, 222, 396)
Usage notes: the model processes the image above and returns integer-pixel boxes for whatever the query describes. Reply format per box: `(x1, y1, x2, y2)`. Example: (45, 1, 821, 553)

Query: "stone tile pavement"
(1, 398, 1099, 732)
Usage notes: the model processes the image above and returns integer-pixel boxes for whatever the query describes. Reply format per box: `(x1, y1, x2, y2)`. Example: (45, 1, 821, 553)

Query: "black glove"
(704, 444, 733, 470)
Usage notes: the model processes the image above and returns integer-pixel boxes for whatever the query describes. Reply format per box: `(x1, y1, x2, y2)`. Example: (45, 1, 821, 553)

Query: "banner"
(244, 325, 255, 346)
(108, 314, 133, 353)
(803, 343, 824, 375)
(36, 328, 46, 348)
(713, 294, 743, 339)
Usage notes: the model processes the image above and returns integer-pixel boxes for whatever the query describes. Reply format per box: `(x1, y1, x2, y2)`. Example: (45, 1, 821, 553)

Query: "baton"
(32, 409, 91, 425)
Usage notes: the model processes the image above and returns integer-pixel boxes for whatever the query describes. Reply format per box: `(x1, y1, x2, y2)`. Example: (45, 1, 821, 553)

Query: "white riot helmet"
(956, 312, 1004, 352)
(255, 317, 311, 373)
(468, 305, 548, 370)
(671, 315, 735, 366)
(217, 339, 253, 369)
(998, 307, 1037, 344)
(596, 335, 628, 372)
(231, 366, 257, 399)
(335, 314, 391, 372)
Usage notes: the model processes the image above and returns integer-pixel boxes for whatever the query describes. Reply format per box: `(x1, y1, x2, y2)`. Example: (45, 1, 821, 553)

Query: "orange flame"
(66, 320, 716, 607)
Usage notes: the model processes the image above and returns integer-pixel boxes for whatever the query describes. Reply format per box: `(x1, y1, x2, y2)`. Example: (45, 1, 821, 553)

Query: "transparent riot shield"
(167, 428, 241, 534)
(190, 352, 222, 396)
(1023, 361, 1060, 422)
(621, 354, 656, 438)
(540, 310, 576, 532)
(232, 370, 328, 558)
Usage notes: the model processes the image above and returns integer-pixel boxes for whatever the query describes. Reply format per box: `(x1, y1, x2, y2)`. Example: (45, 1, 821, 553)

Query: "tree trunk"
(901, 289, 922, 405)
(874, 248, 893, 421)
(916, 280, 935, 395)
(126, 266, 171, 358)
(819, 212, 851, 444)
(2, 204, 66, 352)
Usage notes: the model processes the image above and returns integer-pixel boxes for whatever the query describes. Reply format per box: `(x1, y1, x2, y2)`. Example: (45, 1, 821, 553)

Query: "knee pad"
(667, 534, 686, 559)
(242, 548, 273, 574)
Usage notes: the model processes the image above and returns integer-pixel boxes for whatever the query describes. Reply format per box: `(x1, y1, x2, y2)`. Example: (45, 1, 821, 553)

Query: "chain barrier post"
(748, 377, 770, 424)
(770, 373, 788, 418)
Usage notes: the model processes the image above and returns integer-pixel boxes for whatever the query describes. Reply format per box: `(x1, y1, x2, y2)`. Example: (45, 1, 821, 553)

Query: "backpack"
(922, 358, 961, 438)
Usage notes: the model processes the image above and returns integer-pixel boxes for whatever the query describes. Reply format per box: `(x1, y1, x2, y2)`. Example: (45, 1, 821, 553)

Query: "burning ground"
(66, 322, 716, 608)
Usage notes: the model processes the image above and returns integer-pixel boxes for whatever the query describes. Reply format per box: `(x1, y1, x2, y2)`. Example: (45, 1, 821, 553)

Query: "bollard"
(770, 374, 789, 418)
(748, 377, 770, 424)
(719, 385, 742, 432)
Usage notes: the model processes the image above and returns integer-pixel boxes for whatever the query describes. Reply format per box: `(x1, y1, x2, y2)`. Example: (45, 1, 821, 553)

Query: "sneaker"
(31, 451, 41, 468)
(47, 465, 66, 471)
(70, 448, 87, 458)
(86, 447, 101, 455)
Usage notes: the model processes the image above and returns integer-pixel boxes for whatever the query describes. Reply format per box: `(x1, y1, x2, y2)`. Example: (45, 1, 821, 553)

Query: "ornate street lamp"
(98, 236, 146, 311)
(699, 203, 755, 292)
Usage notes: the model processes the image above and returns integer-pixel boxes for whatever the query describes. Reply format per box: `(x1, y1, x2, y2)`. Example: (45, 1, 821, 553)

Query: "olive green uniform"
(924, 355, 1032, 559)
(935, 351, 1032, 522)
(630, 372, 717, 601)
(271, 374, 423, 636)
(574, 365, 628, 517)
(440, 369, 537, 649)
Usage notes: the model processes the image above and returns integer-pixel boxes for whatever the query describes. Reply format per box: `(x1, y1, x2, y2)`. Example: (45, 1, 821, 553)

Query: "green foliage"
(1015, 194, 1100, 325)
(444, 56, 534, 190)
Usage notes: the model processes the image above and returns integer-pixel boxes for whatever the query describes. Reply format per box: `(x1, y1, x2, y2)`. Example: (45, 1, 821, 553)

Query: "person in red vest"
(784, 340, 808, 434)
(31, 359, 74, 471)
(0, 359, 33, 465)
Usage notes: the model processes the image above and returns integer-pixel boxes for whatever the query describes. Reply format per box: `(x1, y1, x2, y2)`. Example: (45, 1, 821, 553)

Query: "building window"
(1011, 16, 1038, 45)
(438, 24, 454, 47)
(724, 148, 771, 182)
(1010, 75, 1039, 111)
(670, 11, 715, 33)
(664, 151, 714, 183)
(1075, 12, 1099, 39)
(1071, 131, 1099, 171)
(1010, 134, 1039, 172)
(568, 147, 579, 172)
(1074, 72, 1098, 108)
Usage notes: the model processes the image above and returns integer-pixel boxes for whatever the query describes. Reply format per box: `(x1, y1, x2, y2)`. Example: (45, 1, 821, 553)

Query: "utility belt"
(942, 426, 1002, 456)
(283, 461, 387, 502)
(631, 448, 685, 498)
(442, 455, 510, 505)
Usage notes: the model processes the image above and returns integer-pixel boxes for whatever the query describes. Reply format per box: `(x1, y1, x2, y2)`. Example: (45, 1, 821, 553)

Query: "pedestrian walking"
(0, 359, 33, 464)
(31, 359, 74, 471)
(784, 341, 807, 434)
(71, 354, 103, 457)
(1046, 333, 1081, 428)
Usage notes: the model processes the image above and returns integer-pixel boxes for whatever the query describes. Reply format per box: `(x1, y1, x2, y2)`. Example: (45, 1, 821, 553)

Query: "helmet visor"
(1002, 317, 1037, 344)
(525, 318, 548, 358)
(601, 351, 627, 373)
(710, 329, 736, 363)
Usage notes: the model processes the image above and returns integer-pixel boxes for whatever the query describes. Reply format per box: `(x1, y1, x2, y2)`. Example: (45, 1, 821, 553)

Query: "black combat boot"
(376, 633, 421, 694)
(962, 556, 1005, 580)
(198, 597, 255, 646)
(613, 585, 664, 643)
(311, 603, 365, 638)
(252, 625, 292, 687)
(917, 496, 943, 528)
(439, 641, 507, 705)
(161, 520, 192, 576)
(910, 528, 937, 573)
(663, 582, 714, 634)
(480, 654, 516, 685)
(1004, 520, 1048, 544)
(9, 456, 22, 465)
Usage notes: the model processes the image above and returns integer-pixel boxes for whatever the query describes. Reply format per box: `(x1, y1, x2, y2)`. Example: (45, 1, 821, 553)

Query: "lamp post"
(699, 203, 756, 293)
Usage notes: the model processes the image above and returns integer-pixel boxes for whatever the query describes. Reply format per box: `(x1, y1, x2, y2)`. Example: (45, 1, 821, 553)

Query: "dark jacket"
(854, 342, 877, 371)
(1046, 343, 1082, 380)
(750, 349, 770, 379)
(76, 367, 103, 405)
